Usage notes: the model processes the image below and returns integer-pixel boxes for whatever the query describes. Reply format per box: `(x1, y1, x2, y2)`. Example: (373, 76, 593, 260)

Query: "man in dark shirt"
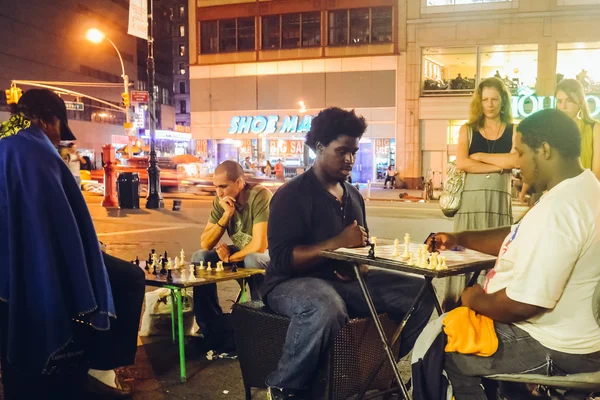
(263, 107, 435, 400)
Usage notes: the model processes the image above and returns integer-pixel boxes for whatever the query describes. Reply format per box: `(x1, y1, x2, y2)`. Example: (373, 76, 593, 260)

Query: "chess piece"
(232, 263, 238, 273)
(407, 252, 414, 266)
(163, 250, 168, 260)
(198, 261, 205, 271)
(430, 252, 439, 269)
(368, 242, 375, 259)
(167, 257, 173, 269)
(188, 264, 197, 282)
(167, 268, 173, 281)
(180, 249, 186, 265)
(441, 256, 448, 270)
(135, 256, 140, 267)
(207, 262, 212, 272)
(392, 239, 399, 257)
(174, 256, 180, 270)
(160, 257, 167, 275)
(180, 266, 188, 283)
(402, 233, 411, 259)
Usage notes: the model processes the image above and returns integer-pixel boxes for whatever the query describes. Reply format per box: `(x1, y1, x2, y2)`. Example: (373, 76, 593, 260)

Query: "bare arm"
(229, 222, 268, 262)
(200, 212, 233, 250)
(457, 226, 511, 256)
(462, 286, 547, 323)
(592, 123, 600, 180)
(455, 124, 504, 174)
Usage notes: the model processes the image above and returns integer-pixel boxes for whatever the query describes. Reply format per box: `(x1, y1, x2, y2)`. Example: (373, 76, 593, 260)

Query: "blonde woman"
(445, 78, 519, 309)
(556, 79, 600, 179)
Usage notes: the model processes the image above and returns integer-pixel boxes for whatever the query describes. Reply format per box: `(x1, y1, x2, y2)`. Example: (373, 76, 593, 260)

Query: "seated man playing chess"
(262, 107, 435, 400)
(192, 160, 272, 352)
(422, 109, 600, 400)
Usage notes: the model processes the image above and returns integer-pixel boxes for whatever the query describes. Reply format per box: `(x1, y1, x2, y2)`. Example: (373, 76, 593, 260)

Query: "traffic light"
(4, 86, 22, 104)
(121, 92, 130, 108)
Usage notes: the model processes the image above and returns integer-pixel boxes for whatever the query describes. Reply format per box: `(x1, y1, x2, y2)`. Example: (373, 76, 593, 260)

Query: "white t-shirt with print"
(485, 170, 600, 354)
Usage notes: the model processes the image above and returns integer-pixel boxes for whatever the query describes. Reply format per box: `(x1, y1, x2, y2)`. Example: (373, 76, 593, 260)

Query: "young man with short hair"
(426, 109, 600, 400)
(264, 107, 435, 399)
(192, 160, 271, 351)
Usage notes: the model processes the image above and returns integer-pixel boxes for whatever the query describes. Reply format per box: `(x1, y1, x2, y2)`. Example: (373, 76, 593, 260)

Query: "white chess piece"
(216, 262, 223, 272)
(441, 256, 448, 270)
(174, 256, 180, 269)
(167, 257, 173, 269)
(392, 239, 399, 257)
(402, 233, 411, 259)
(419, 251, 428, 269)
(198, 261, 205, 270)
(180, 266, 188, 282)
(188, 264, 196, 282)
(430, 253, 439, 269)
(180, 249, 185, 262)
(207, 262, 212, 272)
(407, 252, 414, 266)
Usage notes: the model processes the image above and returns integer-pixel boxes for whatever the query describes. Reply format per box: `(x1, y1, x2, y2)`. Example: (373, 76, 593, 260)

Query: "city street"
(81, 191, 528, 400)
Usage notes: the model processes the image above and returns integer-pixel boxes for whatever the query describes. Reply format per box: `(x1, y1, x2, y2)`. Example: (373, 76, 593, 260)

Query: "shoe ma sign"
(229, 115, 313, 134)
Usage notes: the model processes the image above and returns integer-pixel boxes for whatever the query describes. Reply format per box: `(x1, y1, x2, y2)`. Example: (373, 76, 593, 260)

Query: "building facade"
(0, 0, 139, 166)
(405, 0, 600, 188)
(188, 0, 600, 186)
(167, 0, 192, 128)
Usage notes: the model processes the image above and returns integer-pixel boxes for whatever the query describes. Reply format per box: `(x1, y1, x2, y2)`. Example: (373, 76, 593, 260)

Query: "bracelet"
(216, 221, 226, 229)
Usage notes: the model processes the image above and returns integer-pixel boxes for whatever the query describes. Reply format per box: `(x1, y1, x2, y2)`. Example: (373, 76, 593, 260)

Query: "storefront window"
(480, 44, 537, 95)
(447, 120, 467, 144)
(423, 44, 538, 97)
(422, 47, 477, 96)
(328, 7, 392, 46)
(557, 42, 600, 93)
(374, 139, 396, 181)
(262, 15, 281, 49)
(301, 12, 321, 47)
(282, 14, 301, 49)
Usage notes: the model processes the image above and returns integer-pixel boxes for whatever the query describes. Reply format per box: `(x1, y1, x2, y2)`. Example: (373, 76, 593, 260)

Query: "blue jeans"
(191, 246, 269, 337)
(265, 270, 435, 391)
(444, 322, 600, 400)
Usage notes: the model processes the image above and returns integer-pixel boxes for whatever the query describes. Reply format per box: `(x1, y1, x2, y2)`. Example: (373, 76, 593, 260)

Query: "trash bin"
(117, 172, 140, 209)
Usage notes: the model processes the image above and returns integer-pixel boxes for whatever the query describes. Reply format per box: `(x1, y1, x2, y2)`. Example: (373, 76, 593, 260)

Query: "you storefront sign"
(512, 87, 600, 119)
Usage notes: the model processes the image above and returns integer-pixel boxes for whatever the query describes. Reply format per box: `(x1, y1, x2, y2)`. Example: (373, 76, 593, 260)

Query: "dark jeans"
(0, 252, 145, 399)
(265, 270, 435, 391)
(384, 176, 396, 188)
(84, 251, 145, 370)
(192, 246, 269, 337)
(445, 322, 600, 400)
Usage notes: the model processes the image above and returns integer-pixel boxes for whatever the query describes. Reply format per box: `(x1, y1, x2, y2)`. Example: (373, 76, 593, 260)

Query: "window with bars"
(200, 18, 256, 53)
(328, 7, 392, 46)
(262, 12, 322, 50)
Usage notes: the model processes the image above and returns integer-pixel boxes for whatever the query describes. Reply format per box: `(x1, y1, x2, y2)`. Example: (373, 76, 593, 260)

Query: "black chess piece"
(151, 249, 156, 255)
(160, 257, 167, 275)
(167, 269, 173, 281)
(232, 263, 238, 273)
(431, 236, 437, 253)
(368, 242, 375, 259)
(135, 256, 140, 267)
(163, 250, 168, 260)
(152, 263, 158, 275)
(146, 254, 151, 270)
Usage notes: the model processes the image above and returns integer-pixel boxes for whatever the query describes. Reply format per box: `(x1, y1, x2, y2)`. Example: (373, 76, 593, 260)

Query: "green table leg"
(170, 291, 176, 343)
(239, 278, 248, 303)
(174, 288, 187, 382)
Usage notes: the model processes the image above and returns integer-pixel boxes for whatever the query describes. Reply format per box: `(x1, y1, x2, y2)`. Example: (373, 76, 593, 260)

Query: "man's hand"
(219, 196, 236, 216)
(333, 220, 367, 249)
(426, 232, 459, 252)
(215, 244, 231, 262)
(461, 284, 485, 309)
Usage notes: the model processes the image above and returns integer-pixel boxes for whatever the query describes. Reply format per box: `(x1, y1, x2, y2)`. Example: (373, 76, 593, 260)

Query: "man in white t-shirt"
(63, 142, 86, 187)
(426, 109, 600, 400)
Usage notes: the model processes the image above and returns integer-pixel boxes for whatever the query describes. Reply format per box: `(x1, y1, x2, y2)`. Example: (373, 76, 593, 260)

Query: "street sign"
(64, 101, 84, 111)
(130, 90, 149, 103)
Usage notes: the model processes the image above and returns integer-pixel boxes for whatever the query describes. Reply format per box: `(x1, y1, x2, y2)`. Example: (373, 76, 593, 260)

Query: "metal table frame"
(321, 248, 496, 400)
(142, 266, 265, 382)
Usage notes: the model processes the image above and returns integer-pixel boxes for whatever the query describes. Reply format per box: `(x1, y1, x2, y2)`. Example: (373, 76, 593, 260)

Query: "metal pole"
(146, 0, 164, 209)
(105, 37, 132, 158)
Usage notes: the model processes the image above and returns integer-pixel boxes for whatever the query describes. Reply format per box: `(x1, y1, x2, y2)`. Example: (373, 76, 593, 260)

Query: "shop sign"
(375, 139, 391, 155)
(64, 101, 84, 111)
(130, 90, 149, 103)
(140, 129, 191, 141)
(239, 139, 253, 154)
(269, 140, 305, 156)
(512, 87, 600, 119)
(175, 124, 191, 133)
(196, 139, 208, 155)
(229, 115, 313, 134)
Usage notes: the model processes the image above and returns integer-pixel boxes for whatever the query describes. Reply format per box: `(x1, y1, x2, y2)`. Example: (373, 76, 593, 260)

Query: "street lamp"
(86, 28, 134, 158)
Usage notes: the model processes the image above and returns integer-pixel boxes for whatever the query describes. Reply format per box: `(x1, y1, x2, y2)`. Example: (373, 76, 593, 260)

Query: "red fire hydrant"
(101, 144, 118, 207)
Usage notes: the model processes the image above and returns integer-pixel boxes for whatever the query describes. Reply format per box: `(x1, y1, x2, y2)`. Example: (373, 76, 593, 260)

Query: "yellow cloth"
(442, 307, 498, 357)
(578, 120, 594, 170)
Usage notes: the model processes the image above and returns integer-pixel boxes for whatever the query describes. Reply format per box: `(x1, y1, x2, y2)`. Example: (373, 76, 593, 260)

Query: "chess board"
(140, 263, 265, 288)
(322, 243, 497, 278)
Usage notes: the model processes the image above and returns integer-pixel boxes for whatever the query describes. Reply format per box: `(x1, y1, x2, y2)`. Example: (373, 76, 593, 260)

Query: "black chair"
(232, 300, 401, 400)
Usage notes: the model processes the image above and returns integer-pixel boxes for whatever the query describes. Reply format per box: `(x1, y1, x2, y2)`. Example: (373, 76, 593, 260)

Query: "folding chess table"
(141, 265, 266, 382)
(320, 242, 497, 400)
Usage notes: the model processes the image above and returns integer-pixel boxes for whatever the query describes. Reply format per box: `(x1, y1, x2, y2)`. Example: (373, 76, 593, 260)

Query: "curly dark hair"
(517, 108, 580, 159)
(305, 107, 367, 150)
